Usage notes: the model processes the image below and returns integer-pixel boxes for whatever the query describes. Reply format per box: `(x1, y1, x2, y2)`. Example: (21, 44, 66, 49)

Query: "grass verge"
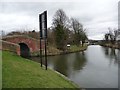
(100, 43, 120, 49)
(2, 51, 78, 88)
(31, 44, 88, 56)
(69, 45, 87, 52)
(0, 50, 2, 89)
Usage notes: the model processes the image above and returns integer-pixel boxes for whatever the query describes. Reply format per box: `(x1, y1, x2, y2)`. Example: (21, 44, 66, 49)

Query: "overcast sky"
(0, 0, 119, 40)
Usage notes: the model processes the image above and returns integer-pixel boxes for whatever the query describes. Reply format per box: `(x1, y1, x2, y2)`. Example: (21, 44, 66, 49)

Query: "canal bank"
(31, 44, 88, 57)
(2, 51, 78, 88)
(31, 45, 119, 88)
(100, 43, 120, 49)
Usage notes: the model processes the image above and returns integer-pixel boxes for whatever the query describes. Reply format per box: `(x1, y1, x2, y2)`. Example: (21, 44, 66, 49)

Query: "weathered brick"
(2, 35, 44, 55)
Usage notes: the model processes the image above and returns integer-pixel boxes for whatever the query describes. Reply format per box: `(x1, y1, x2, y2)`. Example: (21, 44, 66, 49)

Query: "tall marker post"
(39, 13, 42, 67)
(39, 11, 48, 70)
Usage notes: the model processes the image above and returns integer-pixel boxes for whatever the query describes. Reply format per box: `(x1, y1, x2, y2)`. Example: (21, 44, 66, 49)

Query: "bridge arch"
(2, 35, 44, 56)
(19, 43, 30, 57)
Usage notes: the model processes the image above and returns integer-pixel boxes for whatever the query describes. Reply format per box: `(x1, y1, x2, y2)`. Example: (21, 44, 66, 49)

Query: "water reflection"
(30, 51, 87, 77)
(30, 45, 118, 88)
(47, 52, 87, 77)
(52, 55, 69, 76)
(73, 52, 87, 71)
(104, 47, 109, 56)
(118, 50, 120, 68)
(102, 47, 119, 65)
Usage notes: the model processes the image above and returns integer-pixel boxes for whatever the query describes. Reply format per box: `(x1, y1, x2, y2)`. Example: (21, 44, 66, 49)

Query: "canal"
(31, 45, 119, 88)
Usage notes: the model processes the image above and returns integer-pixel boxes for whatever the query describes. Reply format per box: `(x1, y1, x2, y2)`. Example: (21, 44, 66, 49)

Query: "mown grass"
(69, 44, 87, 52)
(0, 50, 2, 89)
(31, 44, 88, 56)
(2, 51, 78, 88)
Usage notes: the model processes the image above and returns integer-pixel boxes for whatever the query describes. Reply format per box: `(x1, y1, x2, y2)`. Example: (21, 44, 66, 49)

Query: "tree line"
(5, 9, 88, 51)
(104, 28, 120, 44)
(48, 9, 87, 51)
(102, 28, 120, 49)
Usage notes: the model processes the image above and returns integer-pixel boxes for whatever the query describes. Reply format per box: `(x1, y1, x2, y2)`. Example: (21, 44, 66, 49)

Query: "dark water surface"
(31, 45, 119, 88)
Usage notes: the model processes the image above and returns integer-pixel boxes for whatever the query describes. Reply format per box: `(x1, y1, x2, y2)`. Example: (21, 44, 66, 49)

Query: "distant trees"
(52, 9, 69, 50)
(104, 28, 119, 44)
(80, 30, 87, 46)
(71, 18, 87, 46)
(6, 9, 88, 51)
(51, 9, 88, 50)
(104, 33, 109, 42)
(6, 30, 40, 40)
(1, 30, 6, 37)
(47, 27, 56, 46)
(50, 9, 88, 50)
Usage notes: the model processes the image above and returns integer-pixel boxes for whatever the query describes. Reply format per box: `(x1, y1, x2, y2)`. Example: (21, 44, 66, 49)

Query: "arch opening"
(19, 43, 30, 58)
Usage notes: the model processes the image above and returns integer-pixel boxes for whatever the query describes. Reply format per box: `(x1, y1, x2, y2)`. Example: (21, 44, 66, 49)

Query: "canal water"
(31, 45, 119, 88)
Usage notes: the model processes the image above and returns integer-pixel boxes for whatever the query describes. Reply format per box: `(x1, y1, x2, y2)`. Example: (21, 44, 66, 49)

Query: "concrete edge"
(50, 68, 80, 88)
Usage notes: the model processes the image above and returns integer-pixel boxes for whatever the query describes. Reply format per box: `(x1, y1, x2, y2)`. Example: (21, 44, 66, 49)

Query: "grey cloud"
(0, 0, 118, 40)
(1, 2, 47, 15)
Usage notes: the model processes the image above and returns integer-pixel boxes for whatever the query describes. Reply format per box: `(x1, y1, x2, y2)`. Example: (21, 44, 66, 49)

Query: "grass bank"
(2, 51, 78, 88)
(100, 43, 120, 49)
(0, 51, 2, 89)
(32, 44, 88, 56)
(69, 45, 87, 52)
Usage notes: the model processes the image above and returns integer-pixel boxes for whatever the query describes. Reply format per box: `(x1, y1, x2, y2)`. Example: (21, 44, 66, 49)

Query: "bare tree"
(71, 18, 87, 46)
(52, 9, 69, 28)
(71, 18, 83, 34)
(52, 9, 69, 50)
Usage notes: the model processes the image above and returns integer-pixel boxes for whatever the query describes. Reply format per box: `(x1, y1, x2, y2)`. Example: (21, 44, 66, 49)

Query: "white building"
(116, 35, 120, 41)
(116, 29, 120, 40)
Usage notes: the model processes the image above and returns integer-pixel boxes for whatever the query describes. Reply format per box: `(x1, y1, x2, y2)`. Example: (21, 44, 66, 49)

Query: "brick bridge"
(2, 35, 44, 57)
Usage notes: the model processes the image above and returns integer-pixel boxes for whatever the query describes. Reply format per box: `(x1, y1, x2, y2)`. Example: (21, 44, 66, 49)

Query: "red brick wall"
(1, 40, 20, 55)
(2, 36, 44, 55)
